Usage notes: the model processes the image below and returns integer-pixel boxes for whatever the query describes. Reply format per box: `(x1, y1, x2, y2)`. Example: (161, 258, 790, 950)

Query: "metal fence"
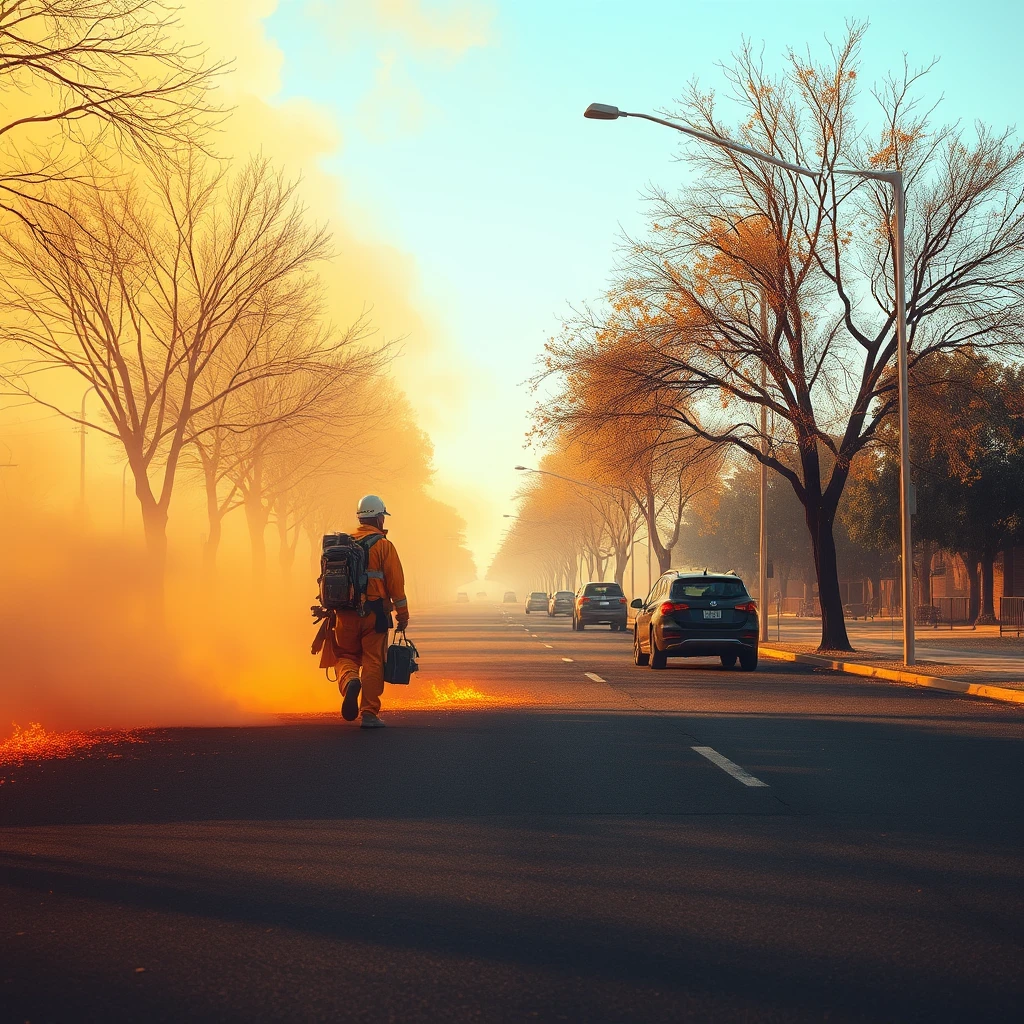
(927, 597, 972, 627)
(1000, 596, 1024, 636)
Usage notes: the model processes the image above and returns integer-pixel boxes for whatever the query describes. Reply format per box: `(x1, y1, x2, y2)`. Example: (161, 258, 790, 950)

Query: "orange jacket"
(353, 523, 409, 622)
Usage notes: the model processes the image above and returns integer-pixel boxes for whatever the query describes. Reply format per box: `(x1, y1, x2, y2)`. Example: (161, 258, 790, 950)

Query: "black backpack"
(318, 533, 382, 612)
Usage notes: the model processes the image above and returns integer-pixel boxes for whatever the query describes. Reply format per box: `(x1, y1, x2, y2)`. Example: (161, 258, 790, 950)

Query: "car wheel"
(739, 649, 758, 671)
(633, 627, 649, 666)
(578, 621, 585, 631)
(649, 630, 667, 670)
(720, 654, 737, 669)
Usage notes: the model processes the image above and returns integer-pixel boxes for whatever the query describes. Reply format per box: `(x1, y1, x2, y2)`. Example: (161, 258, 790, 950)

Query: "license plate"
(599, 601, 609, 606)
(703, 610, 722, 619)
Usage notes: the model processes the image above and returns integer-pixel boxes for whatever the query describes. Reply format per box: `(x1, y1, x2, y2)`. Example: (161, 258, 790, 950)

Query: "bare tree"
(0, 157, 338, 600)
(543, 25, 1024, 650)
(535, 330, 723, 576)
(186, 294, 382, 577)
(0, 0, 223, 224)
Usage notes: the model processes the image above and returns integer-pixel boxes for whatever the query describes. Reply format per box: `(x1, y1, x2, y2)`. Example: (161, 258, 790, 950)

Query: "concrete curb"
(759, 646, 1024, 705)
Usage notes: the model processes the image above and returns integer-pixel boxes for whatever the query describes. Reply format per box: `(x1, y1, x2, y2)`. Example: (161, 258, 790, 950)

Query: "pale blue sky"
(264, 0, 1023, 572)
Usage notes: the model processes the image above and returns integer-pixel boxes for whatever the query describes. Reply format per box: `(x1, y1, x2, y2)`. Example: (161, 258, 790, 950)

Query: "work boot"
(341, 677, 361, 722)
(359, 711, 386, 729)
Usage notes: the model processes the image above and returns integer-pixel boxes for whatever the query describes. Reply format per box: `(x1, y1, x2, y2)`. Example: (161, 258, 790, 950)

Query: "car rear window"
(555, 592, 573, 598)
(583, 583, 623, 597)
(671, 578, 748, 599)
(530, 592, 547, 598)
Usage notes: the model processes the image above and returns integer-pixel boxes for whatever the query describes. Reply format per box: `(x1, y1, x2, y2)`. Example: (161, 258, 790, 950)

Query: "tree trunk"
(277, 511, 292, 580)
(137, 491, 168, 618)
(612, 542, 628, 588)
(202, 464, 222, 576)
(244, 457, 269, 585)
(245, 496, 269, 586)
(870, 571, 882, 617)
(917, 539, 934, 609)
(306, 523, 320, 574)
(966, 553, 981, 624)
(806, 500, 851, 651)
(978, 552, 997, 624)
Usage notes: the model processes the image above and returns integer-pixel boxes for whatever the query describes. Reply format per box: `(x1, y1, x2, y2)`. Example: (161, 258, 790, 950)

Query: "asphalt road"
(2, 605, 1022, 1023)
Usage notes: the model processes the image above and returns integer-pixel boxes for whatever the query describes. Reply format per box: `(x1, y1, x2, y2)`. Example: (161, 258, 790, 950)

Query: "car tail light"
(659, 601, 690, 615)
(735, 601, 758, 614)
(578, 596, 590, 604)
(618, 597, 627, 604)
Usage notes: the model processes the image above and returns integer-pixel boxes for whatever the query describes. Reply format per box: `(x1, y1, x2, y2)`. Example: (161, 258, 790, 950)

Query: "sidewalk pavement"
(761, 618, 1024, 704)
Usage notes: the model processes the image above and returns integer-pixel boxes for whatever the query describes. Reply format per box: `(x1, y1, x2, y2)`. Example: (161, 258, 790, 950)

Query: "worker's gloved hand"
(397, 618, 409, 632)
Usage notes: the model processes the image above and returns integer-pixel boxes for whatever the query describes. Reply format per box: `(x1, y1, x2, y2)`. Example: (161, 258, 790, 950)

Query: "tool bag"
(384, 631, 419, 684)
(318, 532, 382, 612)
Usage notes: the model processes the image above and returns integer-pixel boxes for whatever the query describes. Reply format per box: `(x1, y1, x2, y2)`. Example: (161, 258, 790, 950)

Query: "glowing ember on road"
(430, 682, 490, 703)
(0, 722, 144, 768)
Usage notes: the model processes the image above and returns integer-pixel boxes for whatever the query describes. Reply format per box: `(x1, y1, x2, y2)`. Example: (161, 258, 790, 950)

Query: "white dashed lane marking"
(584, 672, 606, 683)
(542, 644, 553, 648)
(691, 746, 769, 788)
(561, 658, 574, 663)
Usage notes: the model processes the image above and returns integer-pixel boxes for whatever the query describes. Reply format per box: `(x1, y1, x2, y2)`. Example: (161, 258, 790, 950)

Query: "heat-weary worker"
(324, 494, 409, 728)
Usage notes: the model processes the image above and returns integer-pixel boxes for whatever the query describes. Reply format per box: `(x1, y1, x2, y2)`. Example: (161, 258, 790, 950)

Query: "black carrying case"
(384, 632, 419, 684)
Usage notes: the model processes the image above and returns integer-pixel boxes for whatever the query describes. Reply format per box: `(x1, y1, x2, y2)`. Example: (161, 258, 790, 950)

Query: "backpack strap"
(359, 534, 385, 580)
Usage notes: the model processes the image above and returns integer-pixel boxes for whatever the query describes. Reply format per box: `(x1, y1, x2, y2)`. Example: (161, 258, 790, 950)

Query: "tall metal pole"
(758, 293, 769, 643)
(892, 172, 916, 665)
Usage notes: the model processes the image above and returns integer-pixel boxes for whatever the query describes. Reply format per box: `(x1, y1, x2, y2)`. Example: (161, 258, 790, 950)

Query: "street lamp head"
(584, 103, 622, 121)
(514, 465, 529, 471)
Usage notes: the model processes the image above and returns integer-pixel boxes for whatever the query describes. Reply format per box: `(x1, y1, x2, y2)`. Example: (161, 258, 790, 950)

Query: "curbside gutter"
(759, 646, 1024, 705)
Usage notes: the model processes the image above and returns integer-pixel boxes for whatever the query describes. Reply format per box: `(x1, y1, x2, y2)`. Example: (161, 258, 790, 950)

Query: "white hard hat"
(357, 494, 390, 518)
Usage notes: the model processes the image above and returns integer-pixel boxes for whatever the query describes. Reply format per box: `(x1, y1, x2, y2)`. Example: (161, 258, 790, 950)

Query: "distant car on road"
(525, 591, 548, 614)
(456, 592, 469, 603)
(632, 570, 758, 670)
(548, 591, 574, 616)
(476, 591, 488, 599)
(502, 591, 518, 603)
(573, 582, 628, 631)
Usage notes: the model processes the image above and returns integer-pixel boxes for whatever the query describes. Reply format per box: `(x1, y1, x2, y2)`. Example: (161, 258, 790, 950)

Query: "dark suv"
(573, 582, 628, 631)
(631, 571, 758, 670)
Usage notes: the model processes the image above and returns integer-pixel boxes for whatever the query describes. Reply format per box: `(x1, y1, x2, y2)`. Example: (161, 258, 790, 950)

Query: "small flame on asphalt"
(430, 682, 490, 703)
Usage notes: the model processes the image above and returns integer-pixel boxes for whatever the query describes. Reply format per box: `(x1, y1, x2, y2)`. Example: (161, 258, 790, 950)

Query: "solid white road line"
(584, 672, 606, 683)
(691, 746, 769, 788)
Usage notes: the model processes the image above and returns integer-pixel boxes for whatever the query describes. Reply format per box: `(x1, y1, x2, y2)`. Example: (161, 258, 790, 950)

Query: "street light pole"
(759, 295, 769, 643)
(890, 171, 916, 665)
(583, 103, 915, 665)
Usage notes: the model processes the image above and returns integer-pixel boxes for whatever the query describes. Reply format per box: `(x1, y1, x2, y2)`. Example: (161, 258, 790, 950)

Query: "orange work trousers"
(332, 610, 388, 715)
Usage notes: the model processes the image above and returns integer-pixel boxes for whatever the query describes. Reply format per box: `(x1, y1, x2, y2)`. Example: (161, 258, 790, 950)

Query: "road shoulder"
(760, 645, 1024, 705)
